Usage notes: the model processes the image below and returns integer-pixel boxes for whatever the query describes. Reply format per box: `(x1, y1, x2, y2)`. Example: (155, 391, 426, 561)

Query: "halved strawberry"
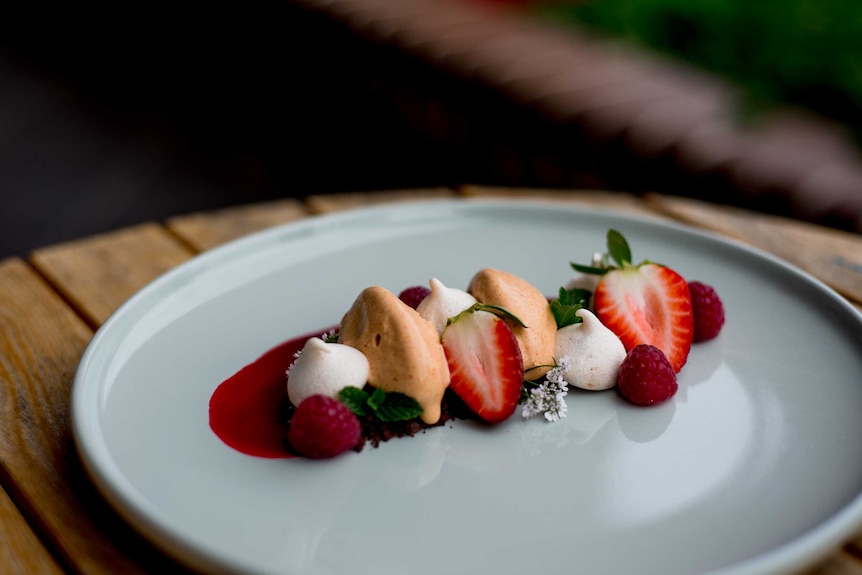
(572, 230, 693, 373)
(441, 305, 524, 424)
(594, 264, 693, 372)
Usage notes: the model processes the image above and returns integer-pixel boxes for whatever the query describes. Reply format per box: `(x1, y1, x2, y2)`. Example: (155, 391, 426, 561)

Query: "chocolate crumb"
(281, 389, 476, 454)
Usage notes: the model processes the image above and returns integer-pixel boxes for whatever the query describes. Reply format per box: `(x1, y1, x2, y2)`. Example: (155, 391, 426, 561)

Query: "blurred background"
(532, 0, 862, 141)
(1, 0, 860, 259)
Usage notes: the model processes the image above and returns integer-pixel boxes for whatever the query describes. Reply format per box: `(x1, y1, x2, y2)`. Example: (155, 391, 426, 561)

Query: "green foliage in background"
(530, 0, 862, 138)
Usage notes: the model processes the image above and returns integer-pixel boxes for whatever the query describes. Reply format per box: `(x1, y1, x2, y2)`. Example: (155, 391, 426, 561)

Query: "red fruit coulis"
(208, 328, 332, 458)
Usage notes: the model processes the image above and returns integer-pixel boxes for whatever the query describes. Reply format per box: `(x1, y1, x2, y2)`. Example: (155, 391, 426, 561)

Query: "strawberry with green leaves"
(572, 230, 694, 373)
(441, 303, 525, 424)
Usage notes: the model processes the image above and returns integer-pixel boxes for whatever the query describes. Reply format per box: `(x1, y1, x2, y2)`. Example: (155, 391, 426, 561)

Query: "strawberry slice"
(594, 264, 693, 372)
(441, 305, 524, 424)
(572, 230, 693, 373)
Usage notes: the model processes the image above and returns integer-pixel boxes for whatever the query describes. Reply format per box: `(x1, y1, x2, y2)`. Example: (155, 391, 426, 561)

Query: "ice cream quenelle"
(287, 338, 370, 406)
(338, 286, 450, 424)
(555, 308, 626, 390)
(468, 268, 557, 377)
(416, 278, 477, 336)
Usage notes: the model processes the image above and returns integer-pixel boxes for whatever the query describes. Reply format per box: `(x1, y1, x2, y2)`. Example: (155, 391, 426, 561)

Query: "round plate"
(72, 199, 862, 575)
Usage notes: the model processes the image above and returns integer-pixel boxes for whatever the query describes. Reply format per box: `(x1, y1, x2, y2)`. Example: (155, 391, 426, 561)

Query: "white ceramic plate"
(73, 200, 862, 575)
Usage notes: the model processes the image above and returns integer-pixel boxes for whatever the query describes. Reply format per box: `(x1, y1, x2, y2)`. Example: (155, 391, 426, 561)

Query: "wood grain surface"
(30, 223, 194, 329)
(305, 187, 455, 214)
(0, 188, 860, 575)
(645, 193, 862, 310)
(0, 467, 63, 575)
(0, 258, 196, 574)
(167, 198, 309, 252)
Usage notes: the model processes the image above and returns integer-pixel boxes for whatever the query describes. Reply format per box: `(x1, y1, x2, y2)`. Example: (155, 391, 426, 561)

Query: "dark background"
(0, 3, 474, 259)
(8, 3, 858, 260)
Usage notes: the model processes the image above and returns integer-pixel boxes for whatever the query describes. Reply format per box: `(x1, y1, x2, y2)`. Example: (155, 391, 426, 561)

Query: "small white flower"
(287, 330, 339, 377)
(521, 357, 571, 422)
(522, 383, 568, 421)
(543, 387, 568, 422)
(320, 329, 339, 343)
(286, 348, 304, 377)
(545, 356, 571, 386)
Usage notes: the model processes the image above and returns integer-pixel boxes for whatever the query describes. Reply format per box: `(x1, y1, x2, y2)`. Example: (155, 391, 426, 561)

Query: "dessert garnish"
(208, 228, 726, 459)
(418, 278, 478, 336)
(688, 281, 726, 342)
(570, 229, 694, 372)
(521, 358, 571, 422)
(338, 386, 424, 422)
(468, 268, 557, 378)
(555, 308, 626, 391)
(286, 337, 368, 407)
(441, 303, 525, 424)
(616, 344, 679, 406)
(339, 286, 450, 425)
(286, 395, 362, 459)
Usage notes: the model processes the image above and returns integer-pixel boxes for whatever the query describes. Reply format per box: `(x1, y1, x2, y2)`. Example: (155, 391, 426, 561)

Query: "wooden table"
(1, 186, 861, 574)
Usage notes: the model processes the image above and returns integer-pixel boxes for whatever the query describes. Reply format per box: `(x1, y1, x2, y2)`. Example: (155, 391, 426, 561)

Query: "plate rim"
(71, 197, 862, 575)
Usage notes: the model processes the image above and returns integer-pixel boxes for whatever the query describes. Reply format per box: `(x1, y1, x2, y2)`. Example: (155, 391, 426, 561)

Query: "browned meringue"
(339, 286, 450, 424)
(468, 268, 557, 377)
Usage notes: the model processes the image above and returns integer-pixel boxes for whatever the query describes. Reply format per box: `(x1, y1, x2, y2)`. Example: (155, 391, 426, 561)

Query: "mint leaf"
(549, 286, 589, 329)
(569, 262, 607, 275)
(607, 229, 631, 266)
(374, 392, 424, 422)
(562, 286, 592, 308)
(338, 386, 370, 416)
(367, 387, 387, 411)
(474, 303, 528, 328)
(340, 386, 424, 422)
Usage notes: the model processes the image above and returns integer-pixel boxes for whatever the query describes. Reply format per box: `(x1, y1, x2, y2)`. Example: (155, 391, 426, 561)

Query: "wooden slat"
(0, 481, 63, 575)
(30, 222, 194, 328)
(0, 258, 191, 575)
(845, 533, 862, 562)
(167, 198, 309, 252)
(803, 548, 862, 575)
(305, 187, 456, 214)
(645, 194, 862, 309)
(4, 192, 861, 575)
(459, 185, 670, 219)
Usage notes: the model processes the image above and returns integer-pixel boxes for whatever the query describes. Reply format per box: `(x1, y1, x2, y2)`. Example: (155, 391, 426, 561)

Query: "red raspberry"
(287, 395, 361, 458)
(617, 344, 678, 406)
(688, 281, 725, 342)
(398, 285, 431, 309)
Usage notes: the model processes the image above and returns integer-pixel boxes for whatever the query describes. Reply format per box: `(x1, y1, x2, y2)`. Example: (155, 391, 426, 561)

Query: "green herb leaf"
(564, 287, 592, 308)
(338, 386, 370, 416)
(339, 386, 423, 422)
(549, 286, 589, 329)
(367, 387, 387, 411)
(569, 262, 607, 275)
(373, 392, 424, 422)
(607, 229, 632, 266)
(474, 303, 528, 328)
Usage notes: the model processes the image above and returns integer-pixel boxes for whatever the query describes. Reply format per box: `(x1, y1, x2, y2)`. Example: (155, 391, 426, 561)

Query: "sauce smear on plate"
(208, 330, 328, 458)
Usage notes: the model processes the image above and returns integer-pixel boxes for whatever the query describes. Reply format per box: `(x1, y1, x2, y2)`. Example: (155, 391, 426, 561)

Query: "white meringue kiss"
(416, 277, 477, 336)
(287, 338, 369, 406)
(555, 308, 626, 391)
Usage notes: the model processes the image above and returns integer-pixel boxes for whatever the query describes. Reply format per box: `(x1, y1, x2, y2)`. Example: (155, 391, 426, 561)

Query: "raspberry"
(688, 281, 725, 342)
(287, 395, 361, 458)
(398, 285, 431, 309)
(617, 344, 678, 406)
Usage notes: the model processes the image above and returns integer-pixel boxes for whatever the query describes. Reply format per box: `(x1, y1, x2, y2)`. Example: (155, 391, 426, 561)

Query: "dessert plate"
(72, 199, 862, 575)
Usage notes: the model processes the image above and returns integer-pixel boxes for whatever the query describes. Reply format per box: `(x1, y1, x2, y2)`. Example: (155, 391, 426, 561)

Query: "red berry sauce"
(208, 328, 333, 458)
